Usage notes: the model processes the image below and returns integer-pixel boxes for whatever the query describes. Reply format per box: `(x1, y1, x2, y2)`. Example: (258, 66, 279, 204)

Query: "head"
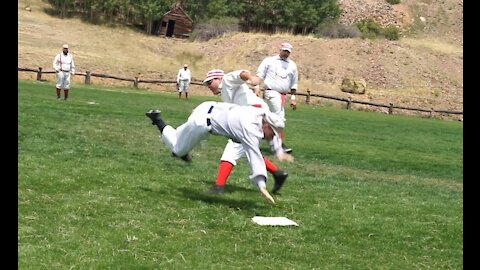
(62, 44, 69, 55)
(262, 112, 285, 141)
(279, 42, 292, 59)
(203, 69, 224, 95)
(183, 64, 188, 70)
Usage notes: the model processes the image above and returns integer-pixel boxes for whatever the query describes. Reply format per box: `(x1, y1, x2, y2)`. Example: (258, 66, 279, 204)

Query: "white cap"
(62, 44, 69, 49)
(203, 69, 224, 83)
(264, 112, 285, 137)
(184, 64, 188, 67)
(281, 42, 292, 52)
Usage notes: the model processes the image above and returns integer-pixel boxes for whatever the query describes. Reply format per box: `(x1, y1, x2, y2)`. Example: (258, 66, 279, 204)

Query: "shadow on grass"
(177, 187, 267, 210)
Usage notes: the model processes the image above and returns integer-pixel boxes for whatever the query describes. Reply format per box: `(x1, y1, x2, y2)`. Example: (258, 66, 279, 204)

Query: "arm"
(289, 65, 299, 110)
(70, 54, 75, 75)
(240, 71, 262, 96)
(52, 54, 60, 72)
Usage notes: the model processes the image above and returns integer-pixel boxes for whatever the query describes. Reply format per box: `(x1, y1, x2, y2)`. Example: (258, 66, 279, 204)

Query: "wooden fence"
(18, 67, 463, 118)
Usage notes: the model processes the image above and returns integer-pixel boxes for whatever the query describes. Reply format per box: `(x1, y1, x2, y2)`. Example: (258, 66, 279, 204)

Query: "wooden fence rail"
(18, 67, 463, 117)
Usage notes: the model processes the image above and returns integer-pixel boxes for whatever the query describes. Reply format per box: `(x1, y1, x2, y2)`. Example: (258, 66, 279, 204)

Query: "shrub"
(385, 0, 401, 4)
(190, 17, 240, 41)
(315, 20, 361, 38)
(383, 25, 400, 40)
(355, 19, 382, 39)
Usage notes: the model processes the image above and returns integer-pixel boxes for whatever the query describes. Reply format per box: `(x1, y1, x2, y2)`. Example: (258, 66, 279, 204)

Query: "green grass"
(18, 80, 463, 269)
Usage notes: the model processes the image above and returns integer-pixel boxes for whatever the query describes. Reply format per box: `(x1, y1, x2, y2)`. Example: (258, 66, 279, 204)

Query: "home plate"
(251, 216, 299, 226)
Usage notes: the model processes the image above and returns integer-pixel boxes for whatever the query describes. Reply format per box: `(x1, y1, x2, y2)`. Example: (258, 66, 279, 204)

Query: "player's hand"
(253, 85, 261, 97)
(71, 71, 75, 75)
(246, 75, 261, 87)
(260, 187, 276, 204)
(277, 153, 294, 162)
(290, 101, 297, 110)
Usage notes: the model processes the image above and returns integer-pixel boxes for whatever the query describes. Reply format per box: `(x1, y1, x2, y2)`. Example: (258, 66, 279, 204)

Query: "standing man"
(145, 101, 292, 204)
(176, 64, 191, 99)
(53, 44, 75, 101)
(203, 69, 293, 195)
(256, 42, 298, 153)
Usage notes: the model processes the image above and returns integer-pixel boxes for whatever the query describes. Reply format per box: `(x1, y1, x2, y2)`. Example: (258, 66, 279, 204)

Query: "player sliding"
(145, 101, 293, 204)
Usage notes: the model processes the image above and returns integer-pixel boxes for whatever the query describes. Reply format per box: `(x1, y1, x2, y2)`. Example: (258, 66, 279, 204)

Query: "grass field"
(18, 80, 463, 269)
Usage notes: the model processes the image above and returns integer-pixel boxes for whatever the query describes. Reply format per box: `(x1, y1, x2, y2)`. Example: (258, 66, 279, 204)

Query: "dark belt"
(206, 105, 214, 126)
(265, 89, 286, 95)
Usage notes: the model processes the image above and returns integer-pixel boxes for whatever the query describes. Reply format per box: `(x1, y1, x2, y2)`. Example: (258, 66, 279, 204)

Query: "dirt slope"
(18, 0, 463, 120)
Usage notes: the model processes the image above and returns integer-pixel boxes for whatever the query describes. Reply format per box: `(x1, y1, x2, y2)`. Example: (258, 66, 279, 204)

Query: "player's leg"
(63, 73, 71, 100)
(263, 156, 288, 194)
(206, 140, 244, 194)
(55, 72, 63, 100)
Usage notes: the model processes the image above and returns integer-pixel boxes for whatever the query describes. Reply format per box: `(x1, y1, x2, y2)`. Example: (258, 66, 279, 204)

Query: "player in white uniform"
(176, 64, 191, 99)
(145, 101, 289, 203)
(256, 42, 298, 153)
(202, 69, 293, 195)
(53, 44, 75, 101)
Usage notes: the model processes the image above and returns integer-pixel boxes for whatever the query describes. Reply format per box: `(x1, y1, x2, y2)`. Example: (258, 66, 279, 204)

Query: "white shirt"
(219, 70, 267, 107)
(256, 55, 298, 93)
(177, 68, 191, 83)
(53, 52, 75, 73)
(208, 102, 267, 184)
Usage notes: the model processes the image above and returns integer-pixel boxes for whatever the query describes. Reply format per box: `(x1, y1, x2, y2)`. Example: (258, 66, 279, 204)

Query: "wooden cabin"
(153, 3, 193, 38)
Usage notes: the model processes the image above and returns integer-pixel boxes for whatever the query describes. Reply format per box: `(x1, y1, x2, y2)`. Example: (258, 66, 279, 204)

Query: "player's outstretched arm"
(260, 187, 276, 204)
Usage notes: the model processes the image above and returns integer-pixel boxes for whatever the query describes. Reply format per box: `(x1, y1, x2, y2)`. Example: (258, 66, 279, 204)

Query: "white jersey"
(161, 102, 268, 187)
(220, 70, 267, 107)
(53, 52, 75, 73)
(177, 68, 191, 83)
(256, 55, 298, 93)
(218, 70, 283, 162)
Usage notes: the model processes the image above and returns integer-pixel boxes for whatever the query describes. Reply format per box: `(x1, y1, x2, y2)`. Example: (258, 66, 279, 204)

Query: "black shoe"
(272, 170, 288, 194)
(171, 152, 192, 163)
(145, 109, 161, 125)
(204, 185, 225, 195)
(282, 143, 292, 154)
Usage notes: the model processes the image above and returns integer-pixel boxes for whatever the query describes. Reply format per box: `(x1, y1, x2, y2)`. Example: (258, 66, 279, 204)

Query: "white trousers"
(56, 71, 71, 89)
(178, 80, 189, 92)
(160, 102, 215, 156)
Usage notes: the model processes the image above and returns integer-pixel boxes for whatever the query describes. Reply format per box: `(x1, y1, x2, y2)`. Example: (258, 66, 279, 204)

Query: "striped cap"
(203, 69, 224, 83)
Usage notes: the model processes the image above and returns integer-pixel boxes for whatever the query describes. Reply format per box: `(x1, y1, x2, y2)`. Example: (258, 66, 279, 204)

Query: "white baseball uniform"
(256, 55, 298, 120)
(160, 101, 269, 189)
(53, 52, 75, 89)
(176, 68, 191, 92)
(218, 70, 283, 164)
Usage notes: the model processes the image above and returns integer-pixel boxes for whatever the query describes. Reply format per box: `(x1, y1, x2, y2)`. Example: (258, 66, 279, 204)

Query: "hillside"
(18, 0, 463, 120)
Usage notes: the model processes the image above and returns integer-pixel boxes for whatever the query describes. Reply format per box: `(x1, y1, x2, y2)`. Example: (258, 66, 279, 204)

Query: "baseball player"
(256, 42, 298, 153)
(53, 44, 75, 101)
(145, 101, 291, 203)
(203, 69, 293, 195)
(176, 64, 191, 99)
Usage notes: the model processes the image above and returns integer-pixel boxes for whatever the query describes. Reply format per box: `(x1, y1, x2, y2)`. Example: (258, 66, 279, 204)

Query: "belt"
(206, 105, 214, 126)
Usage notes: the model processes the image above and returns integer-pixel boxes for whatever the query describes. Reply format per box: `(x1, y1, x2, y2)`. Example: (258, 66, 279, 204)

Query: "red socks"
(263, 156, 278, 173)
(215, 161, 233, 186)
(215, 158, 278, 187)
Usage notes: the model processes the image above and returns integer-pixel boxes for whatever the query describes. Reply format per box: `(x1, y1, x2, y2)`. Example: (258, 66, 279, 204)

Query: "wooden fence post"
(85, 71, 91, 85)
(346, 97, 352, 110)
(306, 89, 311, 104)
(134, 77, 138, 88)
(388, 103, 394, 114)
(36, 67, 42, 81)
